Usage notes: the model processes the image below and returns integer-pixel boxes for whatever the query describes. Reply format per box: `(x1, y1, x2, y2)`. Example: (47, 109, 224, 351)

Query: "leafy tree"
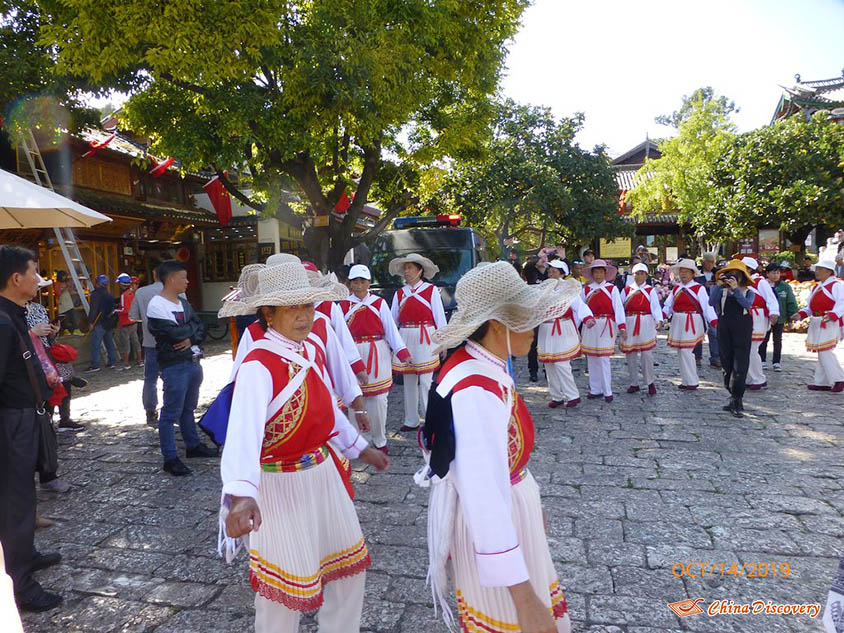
(1, 1, 100, 148)
(431, 99, 627, 256)
(37, 0, 528, 269)
(704, 112, 844, 260)
(627, 87, 737, 251)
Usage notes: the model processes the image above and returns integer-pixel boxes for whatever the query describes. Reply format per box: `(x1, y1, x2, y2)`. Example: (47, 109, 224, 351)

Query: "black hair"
(56, 270, 68, 282)
(468, 321, 490, 342)
(0, 244, 37, 290)
(765, 262, 781, 273)
(155, 260, 186, 285)
(583, 249, 594, 257)
(256, 307, 274, 332)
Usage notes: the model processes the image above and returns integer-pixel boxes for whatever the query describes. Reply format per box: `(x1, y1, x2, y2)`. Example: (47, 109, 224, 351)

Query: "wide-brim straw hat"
(218, 264, 266, 318)
(715, 259, 751, 281)
(431, 261, 581, 352)
(584, 259, 617, 283)
(388, 253, 439, 279)
(244, 262, 345, 309)
(671, 258, 701, 277)
(265, 253, 349, 299)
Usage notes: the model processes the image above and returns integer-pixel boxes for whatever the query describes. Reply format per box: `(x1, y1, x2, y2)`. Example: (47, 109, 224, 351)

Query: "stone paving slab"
(21, 334, 844, 632)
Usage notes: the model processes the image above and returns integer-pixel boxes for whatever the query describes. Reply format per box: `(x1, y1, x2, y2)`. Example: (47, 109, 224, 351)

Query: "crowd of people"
(1, 239, 842, 632)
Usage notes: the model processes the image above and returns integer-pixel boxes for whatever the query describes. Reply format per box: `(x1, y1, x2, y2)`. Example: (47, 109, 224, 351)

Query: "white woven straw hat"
(218, 264, 266, 318)
(245, 262, 345, 308)
(431, 261, 581, 352)
(671, 258, 700, 277)
(388, 253, 439, 279)
(264, 252, 349, 299)
(266, 253, 301, 267)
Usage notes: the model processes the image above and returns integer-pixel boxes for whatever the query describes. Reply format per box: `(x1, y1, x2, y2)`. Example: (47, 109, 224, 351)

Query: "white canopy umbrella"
(0, 168, 112, 228)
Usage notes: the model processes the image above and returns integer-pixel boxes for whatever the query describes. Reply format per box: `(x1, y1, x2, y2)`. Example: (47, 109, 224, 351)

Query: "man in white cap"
(741, 257, 780, 389)
(620, 263, 663, 395)
(790, 257, 844, 392)
(388, 253, 446, 430)
(662, 259, 718, 389)
(339, 265, 411, 453)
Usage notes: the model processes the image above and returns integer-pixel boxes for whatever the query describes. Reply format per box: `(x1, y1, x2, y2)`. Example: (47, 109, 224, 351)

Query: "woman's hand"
(356, 371, 369, 385)
(354, 410, 371, 433)
(359, 446, 390, 472)
(508, 582, 557, 633)
(225, 496, 262, 538)
(790, 313, 801, 323)
(725, 277, 738, 290)
(585, 318, 596, 329)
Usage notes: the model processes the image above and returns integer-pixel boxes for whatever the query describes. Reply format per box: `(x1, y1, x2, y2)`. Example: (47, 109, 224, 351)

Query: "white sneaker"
(761, 361, 768, 370)
(773, 363, 782, 372)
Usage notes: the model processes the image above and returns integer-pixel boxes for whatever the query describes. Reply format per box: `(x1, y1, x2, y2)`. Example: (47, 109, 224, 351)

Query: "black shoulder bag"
(0, 311, 58, 474)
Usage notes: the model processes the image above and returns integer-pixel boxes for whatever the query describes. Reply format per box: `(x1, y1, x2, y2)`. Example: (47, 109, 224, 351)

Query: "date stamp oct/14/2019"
(671, 561, 791, 579)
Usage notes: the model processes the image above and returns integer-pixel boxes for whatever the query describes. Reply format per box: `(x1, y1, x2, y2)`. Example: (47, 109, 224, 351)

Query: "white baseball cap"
(741, 257, 759, 271)
(631, 263, 649, 274)
(548, 259, 570, 276)
(348, 264, 371, 280)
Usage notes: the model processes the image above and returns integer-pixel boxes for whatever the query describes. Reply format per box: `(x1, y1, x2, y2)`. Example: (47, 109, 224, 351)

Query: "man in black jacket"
(86, 274, 117, 371)
(0, 245, 62, 612)
(147, 261, 216, 476)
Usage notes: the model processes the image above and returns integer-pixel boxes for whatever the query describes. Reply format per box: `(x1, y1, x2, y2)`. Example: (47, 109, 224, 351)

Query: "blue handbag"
(199, 381, 234, 446)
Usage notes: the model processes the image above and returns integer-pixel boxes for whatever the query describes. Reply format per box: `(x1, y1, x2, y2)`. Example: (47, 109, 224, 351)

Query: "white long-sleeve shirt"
(753, 275, 781, 317)
(220, 329, 368, 503)
(662, 280, 718, 325)
(229, 315, 363, 406)
(621, 283, 663, 324)
(449, 342, 529, 587)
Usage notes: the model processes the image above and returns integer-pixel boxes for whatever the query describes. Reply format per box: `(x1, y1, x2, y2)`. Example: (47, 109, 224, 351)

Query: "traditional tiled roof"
(772, 71, 844, 122)
(612, 164, 655, 191)
(612, 139, 660, 166)
(57, 186, 219, 226)
(623, 212, 679, 225)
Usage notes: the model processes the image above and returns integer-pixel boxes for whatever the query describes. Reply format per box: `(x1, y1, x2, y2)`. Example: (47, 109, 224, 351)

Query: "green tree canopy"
(37, 0, 528, 268)
(704, 112, 844, 256)
(627, 87, 737, 248)
(431, 99, 627, 256)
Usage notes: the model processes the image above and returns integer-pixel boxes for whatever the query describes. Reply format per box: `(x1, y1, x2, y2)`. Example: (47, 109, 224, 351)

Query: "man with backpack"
(86, 274, 117, 372)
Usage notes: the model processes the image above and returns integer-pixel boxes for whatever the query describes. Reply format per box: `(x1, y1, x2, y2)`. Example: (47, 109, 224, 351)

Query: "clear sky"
(501, 0, 844, 158)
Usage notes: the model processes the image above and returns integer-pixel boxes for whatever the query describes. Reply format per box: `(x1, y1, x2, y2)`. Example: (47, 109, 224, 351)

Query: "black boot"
(735, 398, 744, 414)
(723, 397, 743, 418)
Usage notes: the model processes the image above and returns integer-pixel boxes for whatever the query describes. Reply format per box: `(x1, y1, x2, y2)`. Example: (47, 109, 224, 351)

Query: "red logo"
(667, 598, 705, 618)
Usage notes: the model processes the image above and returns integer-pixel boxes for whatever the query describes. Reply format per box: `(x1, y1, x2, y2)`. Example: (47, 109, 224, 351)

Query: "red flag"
(148, 156, 175, 178)
(203, 175, 233, 227)
(335, 189, 351, 214)
(83, 134, 115, 158)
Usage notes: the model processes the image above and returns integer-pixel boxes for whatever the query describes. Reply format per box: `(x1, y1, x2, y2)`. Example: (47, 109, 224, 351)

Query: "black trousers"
(718, 314, 752, 401)
(0, 407, 39, 599)
(759, 321, 784, 364)
(528, 326, 539, 375)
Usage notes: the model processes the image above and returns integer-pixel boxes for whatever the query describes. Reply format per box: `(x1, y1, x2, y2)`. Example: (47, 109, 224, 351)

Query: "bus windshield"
(369, 249, 473, 287)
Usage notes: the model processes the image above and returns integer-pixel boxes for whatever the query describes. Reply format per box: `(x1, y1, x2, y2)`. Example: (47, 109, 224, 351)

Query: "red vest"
(396, 283, 437, 325)
(624, 286, 653, 314)
(585, 283, 615, 317)
(340, 297, 386, 340)
(750, 276, 768, 312)
(672, 284, 703, 312)
(247, 319, 328, 375)
(809, 280, 841, 313)
(315, 301, 333, 318)
(440, 347, 535, 479)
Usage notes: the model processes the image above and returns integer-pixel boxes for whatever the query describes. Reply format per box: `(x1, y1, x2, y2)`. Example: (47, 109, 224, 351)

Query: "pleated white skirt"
(450, 470, 570, 632)
(249, 458, 370, 612)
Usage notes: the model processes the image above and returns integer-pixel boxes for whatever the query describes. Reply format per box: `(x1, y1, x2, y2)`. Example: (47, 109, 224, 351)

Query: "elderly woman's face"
(264, 304, 314, 342)
(678, 268, 694, 283)
(507, 325, 535, 357)
(402, 262, 423, 283)
(591, 267, 606, 283)
(634, 271, 648, 286)
(547, 266, 563, 279)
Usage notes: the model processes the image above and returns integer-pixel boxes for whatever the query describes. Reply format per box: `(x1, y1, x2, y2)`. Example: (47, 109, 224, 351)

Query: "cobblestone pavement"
(21, 333, 844, 633)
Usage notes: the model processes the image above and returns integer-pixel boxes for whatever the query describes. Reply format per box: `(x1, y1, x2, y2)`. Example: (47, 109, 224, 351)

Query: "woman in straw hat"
(710, 259, 756, 416)
(388, 253, 446, 431)
(619, 262, 664, 396)
(789, 257, 844, 392)
(418, 261, 576, 633)
(537, 259, 595, 408)
(740, 257, 780, 390)
(224, 258, 370, 431)
(662, 259, 718, 390)
(220, 262, 389, 633)
(581, 259, 627, 401)
(339, 264, 412, 454)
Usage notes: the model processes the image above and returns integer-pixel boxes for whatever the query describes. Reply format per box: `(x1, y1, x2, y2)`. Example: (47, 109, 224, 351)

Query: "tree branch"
(355, 192, 416, 244)
(343, 141, 382, 234)
(159, 72, 208, 96)
(212, 165, 265, 213)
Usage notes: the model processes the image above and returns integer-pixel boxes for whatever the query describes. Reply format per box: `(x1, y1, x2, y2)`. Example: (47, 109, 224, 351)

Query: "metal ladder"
(19, 129, 92, 312)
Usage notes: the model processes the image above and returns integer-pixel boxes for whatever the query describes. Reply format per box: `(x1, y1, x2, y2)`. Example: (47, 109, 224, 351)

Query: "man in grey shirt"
(129, 272, 164, 426)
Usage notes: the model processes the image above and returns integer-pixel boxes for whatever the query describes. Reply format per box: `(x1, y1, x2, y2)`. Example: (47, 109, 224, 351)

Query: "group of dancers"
(213, 250, 842, 633)
(535, 255, 844, 413)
